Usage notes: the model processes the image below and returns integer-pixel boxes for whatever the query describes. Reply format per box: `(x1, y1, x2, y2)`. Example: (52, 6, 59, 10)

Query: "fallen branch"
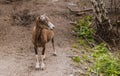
(67, 6, 93, 14)
(83, 36, 95, 48)
(69, 21, 77, 25)
(67, 55, 79, 58)
(76, 12, 86, 16)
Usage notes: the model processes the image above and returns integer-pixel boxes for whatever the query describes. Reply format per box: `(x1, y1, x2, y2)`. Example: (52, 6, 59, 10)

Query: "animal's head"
(37, 14, 55, 29)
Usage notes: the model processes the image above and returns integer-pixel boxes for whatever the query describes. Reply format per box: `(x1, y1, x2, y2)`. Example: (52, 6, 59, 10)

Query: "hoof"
(41, 67, 45, 70)
(35, 63, 40, 69)
(40, 63, 45, 70)
(53, 52, 57, 56)
(43, 55, 46, 60)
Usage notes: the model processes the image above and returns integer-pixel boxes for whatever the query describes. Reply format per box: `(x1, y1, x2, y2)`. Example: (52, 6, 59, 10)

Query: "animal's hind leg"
(52, 38, 57, 56)
(41, 45, 46, 70)
(34, 46, 40, 69)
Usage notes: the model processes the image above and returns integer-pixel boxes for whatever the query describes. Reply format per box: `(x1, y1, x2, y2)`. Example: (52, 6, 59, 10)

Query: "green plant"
(77, 39, 87, 46)
(76, 16, 95, 38)
(82, 54, 90, 62)
(92, 43, 120, 76)
(73, 56, 81, 63)
(73, 14, 120, 76)
(72, 44, 79, 48)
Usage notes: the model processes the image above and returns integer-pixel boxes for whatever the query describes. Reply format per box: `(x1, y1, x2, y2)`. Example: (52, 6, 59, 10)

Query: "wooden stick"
(83, 36, 95, 48)
(94, 34, 112, 51)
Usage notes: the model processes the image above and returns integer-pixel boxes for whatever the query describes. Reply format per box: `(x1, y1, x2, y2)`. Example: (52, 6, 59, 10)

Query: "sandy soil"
(0, 0, 82, 76)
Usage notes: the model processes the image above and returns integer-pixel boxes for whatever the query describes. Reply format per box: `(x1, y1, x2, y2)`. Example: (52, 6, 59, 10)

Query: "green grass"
(77, 39, 87, 46)
(73, 15, 95, 44)
(82, 54, 91, 63)
(92, 43, 120, 76)
(72, 56, 81, 63)
(72, 44, 79, 48)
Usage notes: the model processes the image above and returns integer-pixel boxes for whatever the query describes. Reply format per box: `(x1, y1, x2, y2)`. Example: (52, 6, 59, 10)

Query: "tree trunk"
(91, 0, 120, 48)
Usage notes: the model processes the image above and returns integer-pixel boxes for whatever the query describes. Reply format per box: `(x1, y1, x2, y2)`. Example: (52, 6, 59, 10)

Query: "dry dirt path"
(0, 0, 82, 76)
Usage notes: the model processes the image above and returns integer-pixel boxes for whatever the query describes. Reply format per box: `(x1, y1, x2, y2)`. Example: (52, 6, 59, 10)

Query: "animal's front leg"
(52, 38, 57, 56)
(41, 46, 46, 70)
(35, 55, 40, 69)
(41, 55, 45, 70)
(34, 47, 40, 69)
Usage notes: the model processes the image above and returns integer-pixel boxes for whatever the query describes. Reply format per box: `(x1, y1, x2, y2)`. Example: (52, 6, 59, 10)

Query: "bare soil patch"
(0, 0, 92, 76)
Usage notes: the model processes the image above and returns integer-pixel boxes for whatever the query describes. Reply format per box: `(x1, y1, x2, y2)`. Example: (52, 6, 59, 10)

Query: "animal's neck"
(36, 19, 42, 29)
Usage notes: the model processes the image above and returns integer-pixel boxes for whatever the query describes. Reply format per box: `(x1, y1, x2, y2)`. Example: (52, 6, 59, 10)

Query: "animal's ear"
(45, 14, 50, 20)
(36, 17, 41, 23)
(36, 16, 40, 20)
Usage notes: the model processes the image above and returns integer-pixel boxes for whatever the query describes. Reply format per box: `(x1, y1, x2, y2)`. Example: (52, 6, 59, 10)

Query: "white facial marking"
(48, 21, 55, 29)
(40, 14, 55, 29)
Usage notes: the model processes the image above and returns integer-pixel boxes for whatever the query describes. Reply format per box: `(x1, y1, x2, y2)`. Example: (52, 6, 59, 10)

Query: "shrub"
(74, 15, 95, 43)
(73, 56, 81, 63)
(92, 43, 120, 76)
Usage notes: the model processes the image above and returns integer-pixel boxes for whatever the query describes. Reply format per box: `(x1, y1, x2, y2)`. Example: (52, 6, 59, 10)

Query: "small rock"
(52, 0, 58, 2)
(68, 2, 77, 6)
(85, 67, 88, 70)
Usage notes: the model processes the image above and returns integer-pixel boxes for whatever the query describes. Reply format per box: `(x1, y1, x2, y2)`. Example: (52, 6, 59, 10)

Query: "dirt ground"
(0, 0, 85, 76)
(1, 0, 119, 76)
